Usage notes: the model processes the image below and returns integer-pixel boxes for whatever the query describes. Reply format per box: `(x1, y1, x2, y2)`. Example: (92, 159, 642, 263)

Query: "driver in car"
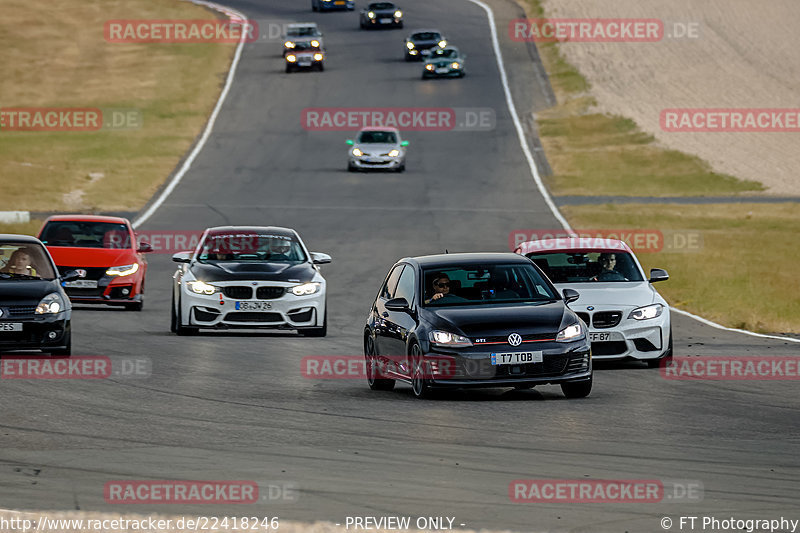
(591, 253, 628, 281)
(268, 238, 292, 261)
(424, 272, 467, 304)
(1, 248, 38, 276)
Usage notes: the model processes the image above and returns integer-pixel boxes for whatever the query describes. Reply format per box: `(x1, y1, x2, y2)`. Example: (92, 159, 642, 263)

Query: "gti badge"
(507, 333, 522, 347)
(76, 269, 87, 278)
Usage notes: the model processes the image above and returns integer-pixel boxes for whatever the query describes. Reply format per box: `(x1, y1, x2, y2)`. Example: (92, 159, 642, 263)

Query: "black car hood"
(425, 301, 570, 337)
(190, 261, 316, 282)
(0, 279, 62, 305)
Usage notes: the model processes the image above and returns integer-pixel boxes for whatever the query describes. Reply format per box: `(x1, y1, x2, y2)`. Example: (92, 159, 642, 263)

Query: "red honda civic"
(37, 215, 151, 311)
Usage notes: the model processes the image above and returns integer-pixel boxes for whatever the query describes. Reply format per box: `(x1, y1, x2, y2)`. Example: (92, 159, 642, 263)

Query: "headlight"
(289, 282, 320, 296)
(556, 322, 584, 342)
(35, 292, 64, 315)
(425, 64, 434, 71)
(367, 11, 375, 18)
(406, 41, 415, 49)
(106, 263, 139, 277)
(284, 41, 295, 48)
(313, 53, 324, 61)
(286, 54, 297, 62)
(352, 148, 363, 157)
(429, 330, 473, 347)
(310, 39, 320, 47)
(388, 149, 400, 157)
(438, 40, 447, 48)
(451, 62, 461, 69)
(628, 304, 664, 321)
(186, 280, 218, 295)
(394, 10, 402, 17)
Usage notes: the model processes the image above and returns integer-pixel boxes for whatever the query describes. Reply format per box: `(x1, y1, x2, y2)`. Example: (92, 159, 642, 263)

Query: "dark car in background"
(0, 235, 78, 355)
(404, 30, 447, 61)
(363, 253, 592, 398)
(312, 0, 354, 11)
(360, 2, 403, 29)
(422, 46, 465, 78)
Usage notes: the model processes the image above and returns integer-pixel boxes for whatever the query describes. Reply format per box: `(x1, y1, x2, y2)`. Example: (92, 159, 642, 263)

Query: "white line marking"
(132, 0, 250, 229)
(465, 0, 800, 345)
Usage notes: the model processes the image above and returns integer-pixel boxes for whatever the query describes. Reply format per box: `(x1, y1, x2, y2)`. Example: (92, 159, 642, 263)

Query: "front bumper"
(580, 308, 670, 362)
(0, 314, 70, 352)
(422, 341, 591, 388)
(406, 47, 439, 60)
(363, 15, 402, 27)
(319, 0, 354, 10)
(423, 66, 464, 77)
(181, 282, 325, 330)
(349, 156, 404, 170)
(61, 271, 143, 305)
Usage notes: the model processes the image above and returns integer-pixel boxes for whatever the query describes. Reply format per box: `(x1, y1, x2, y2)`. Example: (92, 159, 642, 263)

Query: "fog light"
(47, 331, 58, 340)
(121, 288, 130, 295)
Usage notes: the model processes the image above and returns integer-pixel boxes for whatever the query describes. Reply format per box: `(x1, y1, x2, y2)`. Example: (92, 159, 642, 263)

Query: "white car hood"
(556, 282, 660, 308)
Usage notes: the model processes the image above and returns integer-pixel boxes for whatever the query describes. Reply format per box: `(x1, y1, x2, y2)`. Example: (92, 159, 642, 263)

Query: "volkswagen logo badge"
(76, 269, 87, 278)
(508, 333, 522, 347)
(587, 306, 595, 311)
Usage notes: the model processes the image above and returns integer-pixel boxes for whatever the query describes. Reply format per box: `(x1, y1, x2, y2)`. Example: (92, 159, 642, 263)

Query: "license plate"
(64, 280, 98, 288)
(235, 301, 272, 311)
(435, 67, 449, 74)
(335, 0, 345, 4)
(299, 60, 312, 66)
(380, 18, 392, 23)
(491, 352, 543, 366)
(589, 332, 611, 342)
(421, 49, 431, 55)
(0, 323, 23, 332)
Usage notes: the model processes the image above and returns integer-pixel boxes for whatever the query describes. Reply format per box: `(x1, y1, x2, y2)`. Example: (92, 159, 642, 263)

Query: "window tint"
(381, 265, 404, 299)
(40, 221, 131, 249)
(394, 266, 416, 306)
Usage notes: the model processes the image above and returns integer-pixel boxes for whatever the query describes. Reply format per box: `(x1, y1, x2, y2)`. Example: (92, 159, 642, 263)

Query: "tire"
(410, 343, 433, 399)
(647, 329, 673, 368)
(300, 307, 327, 337)
(348, 162, 357, 172)
(561, 376, 592, 398)
(312, 1, 318, 11)
(397, 163, 405, 172)
(125, 300, 143, 311)
(317, 63, 324, 72)
(405, 54, 413, 62)
(175, 294, 198, 336)
(365, 335, 395, 391)
(285, 64, 293, 74)
(397, 22, 404, 29)
(170, 291, 178, 333)
(50, 329, 71, 357)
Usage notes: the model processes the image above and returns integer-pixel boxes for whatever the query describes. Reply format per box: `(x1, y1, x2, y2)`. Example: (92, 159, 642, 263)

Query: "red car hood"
(46, 247, 137, 267)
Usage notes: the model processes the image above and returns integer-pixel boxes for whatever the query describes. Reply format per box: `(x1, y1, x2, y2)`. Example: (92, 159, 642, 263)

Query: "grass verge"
(0, 0, 235, 212)
(563, 204, 800, 334)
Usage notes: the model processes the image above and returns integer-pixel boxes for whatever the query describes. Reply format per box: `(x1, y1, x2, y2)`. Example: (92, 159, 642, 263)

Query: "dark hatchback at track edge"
(0, 235, 79, 355)
(363, 253, 592, 398)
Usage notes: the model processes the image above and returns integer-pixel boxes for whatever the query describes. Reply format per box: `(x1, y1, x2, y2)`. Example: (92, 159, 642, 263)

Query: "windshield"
(287, 27, 319, 37)
(412, 32, 441, 41)
(369, 2, 395, 9)
(0, 242, 57, 280)
(40, 221, 132, 249)
(197, 233, 307, 263)
(527, 251, 644, 283)
(422, 263, 558, 307)
(358, 131, 397, 143)
(432, 49, 457, 58)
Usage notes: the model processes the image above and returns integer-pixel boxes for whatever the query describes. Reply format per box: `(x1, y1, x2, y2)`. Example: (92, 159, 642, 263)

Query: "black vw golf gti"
(364, 253, 592, 398)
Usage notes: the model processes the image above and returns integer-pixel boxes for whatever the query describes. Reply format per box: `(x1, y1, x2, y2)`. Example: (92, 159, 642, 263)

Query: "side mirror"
(311, 252, 331, 265)
(172, 251, 192, 264)
(345, 139, 354, 145)
(562, 288, 580, 304)
(138, 242, 153, 253)
(649, 268, 669, 283)
(400, 140, 409, 147)
(385, 297, 411, 313)
(61, 270, 80, 283)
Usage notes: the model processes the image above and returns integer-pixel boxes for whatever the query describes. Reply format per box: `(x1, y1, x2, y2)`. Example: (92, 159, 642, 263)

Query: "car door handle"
(382, 311, 389, 317)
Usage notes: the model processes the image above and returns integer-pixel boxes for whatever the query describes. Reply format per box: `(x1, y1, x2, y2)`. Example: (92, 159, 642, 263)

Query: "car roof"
(359, 126, 400, 132)
(368, 2, 396, 6)
(516, 238, 633, 255)
(204, 226, 297, 237)
(43, 214, 130, 225)
(401, 252, 532, 269)
(410, 29, 443, 36)
(287, 23, 318, 28)
(0, 234, 45, 244)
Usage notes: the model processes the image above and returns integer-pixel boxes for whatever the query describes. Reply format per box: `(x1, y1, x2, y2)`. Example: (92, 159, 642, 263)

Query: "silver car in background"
(346, 127, 409, 172)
